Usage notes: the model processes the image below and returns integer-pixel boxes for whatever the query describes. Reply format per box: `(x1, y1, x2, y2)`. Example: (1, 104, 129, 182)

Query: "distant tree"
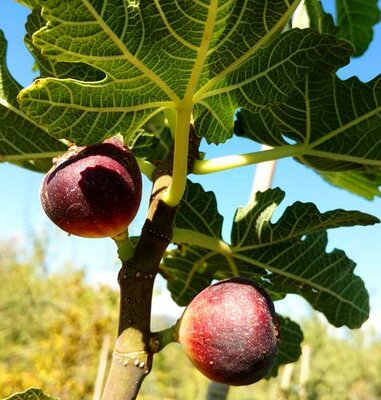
(0, 240, 118, 399)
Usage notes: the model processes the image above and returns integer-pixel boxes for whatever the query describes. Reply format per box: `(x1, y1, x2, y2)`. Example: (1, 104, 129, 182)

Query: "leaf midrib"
(193, 0, 302, 102)
(232, 252, 365, 315)
(0, 98, 49, 132)
(309, 104, 381, 149)
(234, 214, 378, 252)
(24, 98, 175, 113)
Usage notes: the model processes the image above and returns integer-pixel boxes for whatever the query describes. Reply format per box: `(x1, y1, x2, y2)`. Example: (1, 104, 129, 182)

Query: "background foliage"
(1, 239, 381, 400)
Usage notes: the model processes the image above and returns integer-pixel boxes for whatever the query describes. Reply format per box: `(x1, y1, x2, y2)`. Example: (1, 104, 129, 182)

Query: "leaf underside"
(236, 73, 381, 166)
(163, 185, 378, 329)
(0, 30, 67, 172)
(336, 0, 380, 56)
(175, 180, 224, 238)
(235, 71, 381, 198)
(321, 170, 381, 200)
(3, 0, 379, 193)
(15, 0, 356, 147)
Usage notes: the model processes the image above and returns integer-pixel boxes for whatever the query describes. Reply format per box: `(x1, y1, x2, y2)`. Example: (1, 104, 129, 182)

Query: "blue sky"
(0, 1, 380, 328)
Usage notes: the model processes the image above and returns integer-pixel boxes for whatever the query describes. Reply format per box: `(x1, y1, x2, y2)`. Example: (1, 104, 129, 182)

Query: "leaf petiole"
(112, 230, 135, 262)
(162, 106, 193, 207)
(150, 323, 180, 353)
(192, 144, 306, 175)
(172, 228, 240, 277)
(172, 228, 232, 256)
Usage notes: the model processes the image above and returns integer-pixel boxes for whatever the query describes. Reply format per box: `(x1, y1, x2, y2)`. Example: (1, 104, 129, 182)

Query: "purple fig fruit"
(41, 138, 142, 238)
(178, 277, 279, 386)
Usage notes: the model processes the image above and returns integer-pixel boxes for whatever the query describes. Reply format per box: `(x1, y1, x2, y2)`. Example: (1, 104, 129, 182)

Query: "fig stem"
(150, 323, 179, 353)
(112, 231, 135, 262)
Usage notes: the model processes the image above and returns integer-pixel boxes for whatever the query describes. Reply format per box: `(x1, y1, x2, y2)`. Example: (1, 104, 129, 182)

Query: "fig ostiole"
(178, 277, 279, 386)
(40, 138, 142, 238)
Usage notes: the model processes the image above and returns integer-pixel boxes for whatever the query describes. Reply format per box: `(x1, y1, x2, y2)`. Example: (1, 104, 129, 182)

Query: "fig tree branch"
(101, 126, 200, 400)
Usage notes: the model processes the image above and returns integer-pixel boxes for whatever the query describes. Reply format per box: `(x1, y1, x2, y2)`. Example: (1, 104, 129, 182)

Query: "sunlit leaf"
(231, 188, 378, 328)
(17, 0, 355, 146)
(321, 170, 381, 200)
(193, 27, 352, 143)
(15, 0, 37, 8)
(295, 0, 338, 35)
(235, 72, 381, 185)
(25, 9, 104, 81)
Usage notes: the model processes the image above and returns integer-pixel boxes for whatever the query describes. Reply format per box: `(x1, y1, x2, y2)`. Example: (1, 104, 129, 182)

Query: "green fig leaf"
(24, 8, 104, 82)
(162, 180, 224, 305)
(17, 0, 354, 146)
(164, 188, 378, 328)
(126, 126, 172, 163)
(231, 188, 377, 328)
(0, 30, 67, 172)
(336, 0, 380, 56)
(235, 72, 381, 193)
(267, 316, 304, 377)
(321, 170, 381, 200)
(161, 246, 225, 306)
(295, 0, 338, 36)
(175, 180, 223, 238)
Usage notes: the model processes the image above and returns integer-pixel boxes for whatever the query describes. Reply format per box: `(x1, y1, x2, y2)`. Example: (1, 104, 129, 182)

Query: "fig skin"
(178, 277, 279, 386)
(40, 138, 142, 238)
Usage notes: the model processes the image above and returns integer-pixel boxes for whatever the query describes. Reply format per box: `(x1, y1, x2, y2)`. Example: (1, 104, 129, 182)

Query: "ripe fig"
(40, 138, 142, 238)
(178, 277, 279, 386)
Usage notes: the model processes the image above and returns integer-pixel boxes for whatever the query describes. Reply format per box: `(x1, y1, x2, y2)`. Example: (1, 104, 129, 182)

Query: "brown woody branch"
(101, 126, 200, 400)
